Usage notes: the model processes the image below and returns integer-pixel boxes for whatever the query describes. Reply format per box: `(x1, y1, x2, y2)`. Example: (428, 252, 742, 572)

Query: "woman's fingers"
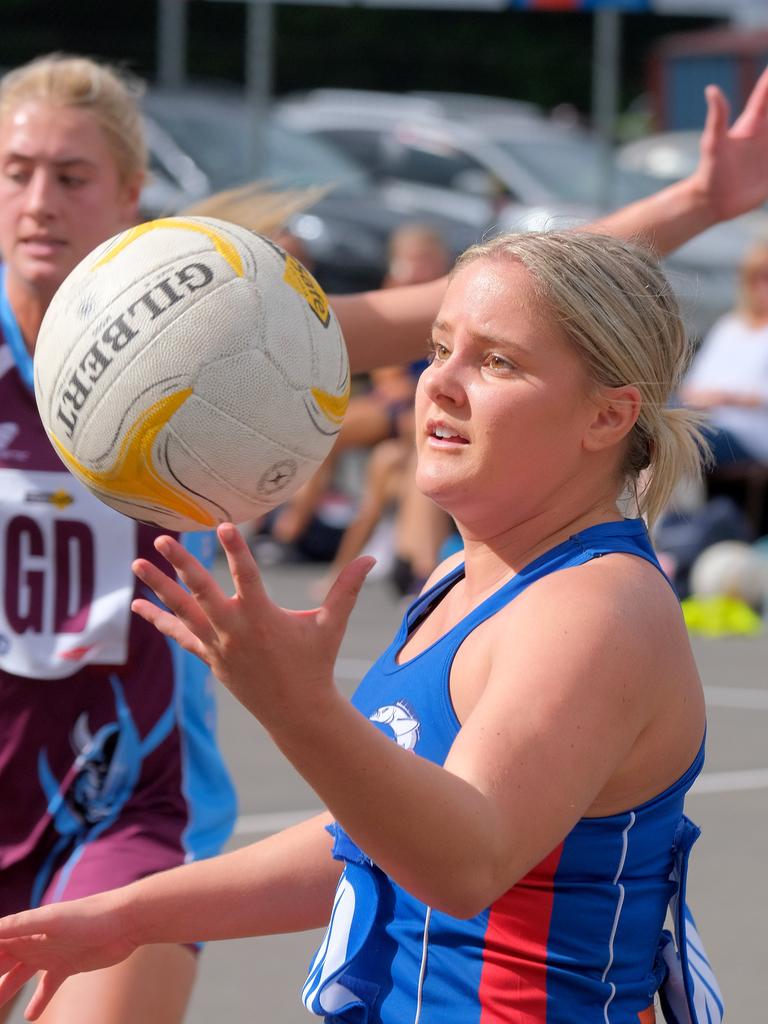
(700, 85, 728, 157)
(0, 948, 19, 975)
(130, 598, 210, 662)
(216, 524, 271, 605)
(320, 557, 376, 633)
(0, 961, 36, 1008)
(732, 64, 768, 132)
(151, 535, 229, 622)
(25, 970, 66, 1022)
(132, 559, 215, 645)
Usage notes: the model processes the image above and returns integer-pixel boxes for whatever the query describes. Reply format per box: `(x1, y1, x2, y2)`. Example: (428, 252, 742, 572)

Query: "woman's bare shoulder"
(485, 551, 693, 694)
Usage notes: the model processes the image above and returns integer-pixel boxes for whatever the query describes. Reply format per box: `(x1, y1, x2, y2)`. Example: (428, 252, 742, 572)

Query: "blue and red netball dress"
(0, 269, 236, 915)
(303, 519, 723, 1024)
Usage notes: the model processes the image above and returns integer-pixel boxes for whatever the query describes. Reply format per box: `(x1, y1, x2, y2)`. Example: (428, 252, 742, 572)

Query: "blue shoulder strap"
(422, 519, 670, 650)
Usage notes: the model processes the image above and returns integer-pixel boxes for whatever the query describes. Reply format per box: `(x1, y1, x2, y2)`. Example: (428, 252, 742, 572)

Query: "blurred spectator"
(266, 224, 452, 572)
(681, 240, 768, 468)
(654, 241, 768, 592)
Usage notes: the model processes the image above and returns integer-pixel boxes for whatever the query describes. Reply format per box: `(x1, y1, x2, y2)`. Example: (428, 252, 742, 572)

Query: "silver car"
(276, 89, 762, 338)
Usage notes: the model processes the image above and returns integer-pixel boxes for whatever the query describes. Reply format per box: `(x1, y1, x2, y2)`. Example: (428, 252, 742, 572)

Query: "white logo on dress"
(0, 422, 19, 450)
(369, 701, 420, 751)
(0, 422, 27, 462)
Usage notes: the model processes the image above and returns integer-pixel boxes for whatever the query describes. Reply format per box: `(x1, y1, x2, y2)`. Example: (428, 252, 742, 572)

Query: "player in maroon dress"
(0, 54, 236, 1024)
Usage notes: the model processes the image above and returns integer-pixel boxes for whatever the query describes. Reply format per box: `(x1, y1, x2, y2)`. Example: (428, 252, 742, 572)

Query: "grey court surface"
(10, 556, 767, 1023)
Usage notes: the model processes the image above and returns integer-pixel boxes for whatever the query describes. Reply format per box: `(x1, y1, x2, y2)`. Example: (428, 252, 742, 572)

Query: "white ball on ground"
(689, 540, 768, 609)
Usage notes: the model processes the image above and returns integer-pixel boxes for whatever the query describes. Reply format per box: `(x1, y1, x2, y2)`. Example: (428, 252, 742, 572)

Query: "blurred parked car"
(274, 88, 652, 222)
(275, 89, 768, 338)
(141, 114, 211, 217)
(286, 87, 545, 124)
(616, 130, 700, 183)
(140, 86, 480, 293)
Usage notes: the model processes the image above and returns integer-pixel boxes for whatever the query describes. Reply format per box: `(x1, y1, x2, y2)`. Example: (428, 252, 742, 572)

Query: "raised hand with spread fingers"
(131, 524, 375, 728)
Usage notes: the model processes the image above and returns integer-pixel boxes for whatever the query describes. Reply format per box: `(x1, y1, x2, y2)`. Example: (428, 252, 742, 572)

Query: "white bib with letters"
(0, 468, 136, 679)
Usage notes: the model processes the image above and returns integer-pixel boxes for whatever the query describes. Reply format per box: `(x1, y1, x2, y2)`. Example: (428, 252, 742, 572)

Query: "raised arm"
(590, 70, 768, 254)
(331, 276, 446, 374)
(335, 68, 768, 373)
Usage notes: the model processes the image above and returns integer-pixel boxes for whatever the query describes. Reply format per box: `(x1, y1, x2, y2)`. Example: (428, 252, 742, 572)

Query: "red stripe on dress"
(526, 0, 582, 10)
(478, 842, 564, 1023)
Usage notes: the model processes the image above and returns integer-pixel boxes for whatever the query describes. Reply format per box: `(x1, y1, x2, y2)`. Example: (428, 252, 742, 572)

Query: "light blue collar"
(0, 265, 35, 392)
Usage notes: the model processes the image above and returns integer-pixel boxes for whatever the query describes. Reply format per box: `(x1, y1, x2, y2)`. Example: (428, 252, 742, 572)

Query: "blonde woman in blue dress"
(1, 67, 768, 1024)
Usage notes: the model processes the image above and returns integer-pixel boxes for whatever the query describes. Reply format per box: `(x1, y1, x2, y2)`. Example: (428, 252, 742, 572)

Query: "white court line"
(234, 768, 768, 838)
(703, 686, 768, 711)
(692, 769, 768, 795)
(234, 810, 318, 836)
(233, 775, 768, 838)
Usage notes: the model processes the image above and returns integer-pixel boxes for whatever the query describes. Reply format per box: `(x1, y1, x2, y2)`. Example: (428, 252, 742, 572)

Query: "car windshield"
(493, 136, 661, 207)
(145, 98, 372, 196)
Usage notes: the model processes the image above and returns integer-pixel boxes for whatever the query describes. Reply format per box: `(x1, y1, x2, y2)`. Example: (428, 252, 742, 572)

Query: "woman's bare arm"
(0, 813, 339, 1019)
(126, 530, 700, 920)
(335, 69, 768, 374)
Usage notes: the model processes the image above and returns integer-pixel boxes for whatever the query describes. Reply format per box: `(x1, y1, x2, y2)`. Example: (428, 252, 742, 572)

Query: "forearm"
(265, 696, 507, 918)
(583, 176, 716, 257)
(331, 277, 446, 374)
(119, 813, 339, 946)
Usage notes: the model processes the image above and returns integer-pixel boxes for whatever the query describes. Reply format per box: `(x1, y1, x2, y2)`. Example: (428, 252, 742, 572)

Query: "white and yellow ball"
(34, 216, 349, 531)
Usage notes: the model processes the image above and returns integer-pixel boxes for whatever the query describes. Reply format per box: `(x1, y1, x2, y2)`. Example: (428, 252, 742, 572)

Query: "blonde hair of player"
(0, 52, 317, 235)
(454, 231, 707, 528)
(0, 52, 147, 185)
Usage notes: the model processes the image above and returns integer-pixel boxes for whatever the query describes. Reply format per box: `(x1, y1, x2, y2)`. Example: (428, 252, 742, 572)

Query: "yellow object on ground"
(681, 595, 763, 637)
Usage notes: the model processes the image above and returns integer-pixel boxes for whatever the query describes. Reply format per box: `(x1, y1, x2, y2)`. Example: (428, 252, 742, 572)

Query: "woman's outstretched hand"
(693, 65, 768, 223)
(0, 895, 137, 1020)
(131, 524, 375, 726)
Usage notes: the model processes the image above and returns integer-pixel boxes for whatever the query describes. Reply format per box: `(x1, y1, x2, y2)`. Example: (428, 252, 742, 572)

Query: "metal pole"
(245, 0, 274, 177)
(591, 7, 621, 211)
(157, 0, 189, 88)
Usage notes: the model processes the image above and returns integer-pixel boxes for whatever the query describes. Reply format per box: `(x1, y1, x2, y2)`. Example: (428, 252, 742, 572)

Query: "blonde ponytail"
(635, 405, 710, 527)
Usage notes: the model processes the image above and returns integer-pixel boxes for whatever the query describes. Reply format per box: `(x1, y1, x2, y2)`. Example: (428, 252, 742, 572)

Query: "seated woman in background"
(681, 240, 768, 467)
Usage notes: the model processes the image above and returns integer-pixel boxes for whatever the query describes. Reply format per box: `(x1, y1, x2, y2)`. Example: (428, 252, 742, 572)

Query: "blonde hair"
(737, 240, 768, 322)
(454, 231, 707, 527)
(183, 180, 329, 238)
(0, 53, 146, 184)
